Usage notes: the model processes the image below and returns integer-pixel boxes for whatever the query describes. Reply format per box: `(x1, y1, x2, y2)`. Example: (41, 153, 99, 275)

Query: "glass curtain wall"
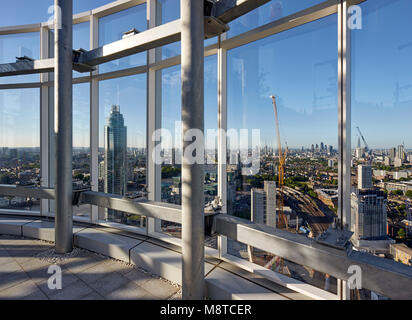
(0, 88, 40, 212)
(226, 14, 338, 293)
(98, 74, 147, 227)
(349, 0, 412, 298)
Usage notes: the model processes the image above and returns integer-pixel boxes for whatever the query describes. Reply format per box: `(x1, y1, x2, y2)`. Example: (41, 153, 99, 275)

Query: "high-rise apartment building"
(358, 165, 372, 190)
(251, 181, 276, 228)
(398, 144, 405, 162)
(104, 105, 127, 220)
(351, 189, 387, 241)
(389, 147, 396, 161)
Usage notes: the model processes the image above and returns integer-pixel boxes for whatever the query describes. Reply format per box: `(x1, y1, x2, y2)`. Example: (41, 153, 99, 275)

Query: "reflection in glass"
(98, 74, 147, 227)
(226, 15, 338, 293)
(160, 57, 218, 247)
(73, 22, 90, 78)
(72, 83, 91, 218)
(0, 32, 40, 84)
(350, 0, 412, 300)
(228, 0, 324, 38)
(99, 4, 147, 73)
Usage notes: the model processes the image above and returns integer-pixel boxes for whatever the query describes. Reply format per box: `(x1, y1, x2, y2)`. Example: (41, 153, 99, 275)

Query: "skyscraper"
(358, 165, 372, 190)
(104, 105, 127, 220)
(351, 189, 387, 241)
(397, 144, 405, 162)
(389, 147, 396, 161)
(351, 165, 388, 247)
(251, 181, 276, 228)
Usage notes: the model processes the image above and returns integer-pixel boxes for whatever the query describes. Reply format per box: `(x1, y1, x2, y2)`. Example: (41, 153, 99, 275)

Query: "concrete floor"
(0, 235, 181, 300)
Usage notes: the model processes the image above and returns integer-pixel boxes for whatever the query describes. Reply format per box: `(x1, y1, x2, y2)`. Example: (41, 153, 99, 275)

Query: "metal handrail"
(0, 184, 411, 299)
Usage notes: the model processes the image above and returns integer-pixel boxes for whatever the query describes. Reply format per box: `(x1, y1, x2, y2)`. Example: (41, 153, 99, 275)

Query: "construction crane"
(270, 95, 288, 230)
(356, 126, 369, 152)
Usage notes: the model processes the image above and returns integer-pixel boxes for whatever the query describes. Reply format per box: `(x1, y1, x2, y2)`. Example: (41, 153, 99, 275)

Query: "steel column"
(181, 0, 205, 300)
(54, 0, 73, 253)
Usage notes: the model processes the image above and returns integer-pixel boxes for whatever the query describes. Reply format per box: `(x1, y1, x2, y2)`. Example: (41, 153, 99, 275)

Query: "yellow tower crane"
(270, 95, 288, 230)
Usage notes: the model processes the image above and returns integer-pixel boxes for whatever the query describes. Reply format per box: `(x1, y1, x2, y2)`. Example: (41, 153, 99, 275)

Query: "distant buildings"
(251, 181, 276, 228)
(389, 147, 396, 161)
(390, 243, 412, 266)
(397, 144, 405, 162)
(351, 189, 387, 241)
(394, 157, 403, 168)
(351, 165, 390, 251)
(358, 165, 372, 190)
(316, 189, 338, 208)
(104, 105, 127, 220)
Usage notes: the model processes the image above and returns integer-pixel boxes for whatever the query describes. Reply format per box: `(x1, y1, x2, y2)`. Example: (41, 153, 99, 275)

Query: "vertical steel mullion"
(217, 33, 228, 258)
(146, 0, 162, 235)
(54, 0, 73, 253)
(90, 14, 99, 222)
(338, 0, 351, 300)
(181, 0, 205, 300)
(40, 26, 50, 216)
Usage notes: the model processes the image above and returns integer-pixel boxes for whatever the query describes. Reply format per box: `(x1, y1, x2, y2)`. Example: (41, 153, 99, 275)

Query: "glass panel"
(226, 14, 338, 293)
(160, 56, 218, 246)
(73, 22, 90, 78)
(98, 74, 147, 226)
(0, 32, 40, 84)
(73, 83, 91, 218)
(351, 0, 412, 300)
(158, 0, 180, 60)
(0, 88, 40, 212)
(228, 0, 325, 38)
(0, 0, 114, 27)
(99, 4, 147, 74)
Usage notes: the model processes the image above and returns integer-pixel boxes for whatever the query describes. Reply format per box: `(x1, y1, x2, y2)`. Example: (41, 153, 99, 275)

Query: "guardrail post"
(181, 0, 205, 300)
(54, 0, 73, 253)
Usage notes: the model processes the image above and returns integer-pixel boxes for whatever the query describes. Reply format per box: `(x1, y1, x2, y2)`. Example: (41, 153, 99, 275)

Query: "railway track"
(283, 186, 330, 235)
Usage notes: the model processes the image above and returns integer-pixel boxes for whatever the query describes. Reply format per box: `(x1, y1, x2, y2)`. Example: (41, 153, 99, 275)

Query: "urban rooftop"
(0, 0, 411, 302)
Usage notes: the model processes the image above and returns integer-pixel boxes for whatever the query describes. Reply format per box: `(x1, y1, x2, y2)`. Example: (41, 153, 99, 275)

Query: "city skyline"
(1, 0, 411, 150)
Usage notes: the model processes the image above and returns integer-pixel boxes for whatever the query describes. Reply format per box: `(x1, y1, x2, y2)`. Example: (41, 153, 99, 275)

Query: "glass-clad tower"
(104, 105, 127, 220)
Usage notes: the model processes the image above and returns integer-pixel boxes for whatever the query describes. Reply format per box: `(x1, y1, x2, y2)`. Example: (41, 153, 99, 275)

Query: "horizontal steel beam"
(214, 0, 270, 24)
(215, 215, 412, 300)
(0, 184, 55, 199)
(0, 58, 54, 77)
(79, 19, 181, 67)
(79, 191, 182, 224)
(0, 0, 269, 77)
(221, 0, 338, 51)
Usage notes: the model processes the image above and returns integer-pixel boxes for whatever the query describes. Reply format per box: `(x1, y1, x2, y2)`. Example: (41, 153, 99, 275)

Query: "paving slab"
(0, 269, 30, 292)
(87, 272, 130, 297)
(140, 277, 180, 300)
(48, 279, 94, 300)
(0, 279, 47, 300)
(105, 281, 151, 300)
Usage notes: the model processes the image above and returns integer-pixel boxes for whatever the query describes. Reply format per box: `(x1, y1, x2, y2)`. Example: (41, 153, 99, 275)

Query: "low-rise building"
(390, 243, 412, 266)
(316, 188, 338, 208)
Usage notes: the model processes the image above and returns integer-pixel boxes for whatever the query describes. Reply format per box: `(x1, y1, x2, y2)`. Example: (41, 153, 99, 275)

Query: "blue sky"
(0, 0, 411, 150)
